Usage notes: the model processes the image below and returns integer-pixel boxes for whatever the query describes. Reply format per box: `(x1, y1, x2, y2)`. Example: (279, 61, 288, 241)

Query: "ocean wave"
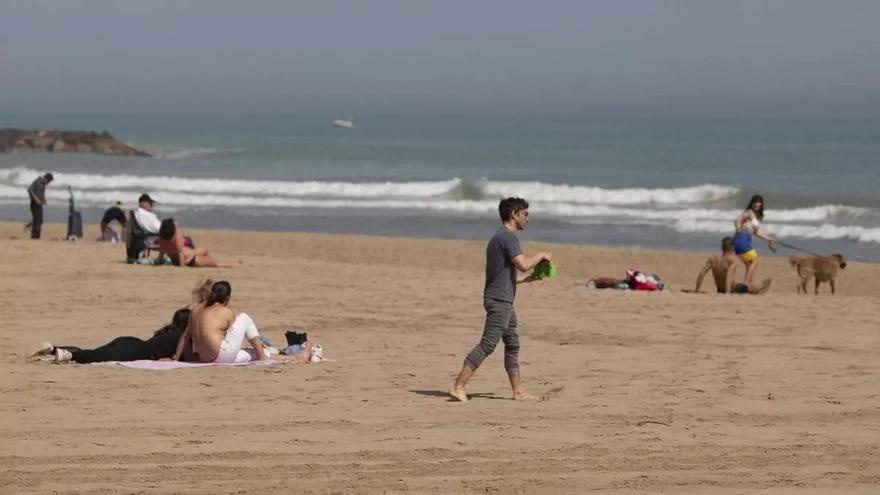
(529, 203, 872, 223)
(0, 167, 462, 199)
(673, 219, 880, 243)
(2, 181, 877, 243)
(483, 181, 739, 205)
(1, 166, 745, 206)
(0, 181, 873, 224)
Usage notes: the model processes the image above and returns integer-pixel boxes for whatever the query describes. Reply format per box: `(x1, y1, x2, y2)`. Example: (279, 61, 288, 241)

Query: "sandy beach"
(2, 220, 879, 494)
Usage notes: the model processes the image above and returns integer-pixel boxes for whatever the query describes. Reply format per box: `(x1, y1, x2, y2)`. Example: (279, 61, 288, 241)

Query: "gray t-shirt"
(27, 178, 47, 204)
(483, 227, 523, 303)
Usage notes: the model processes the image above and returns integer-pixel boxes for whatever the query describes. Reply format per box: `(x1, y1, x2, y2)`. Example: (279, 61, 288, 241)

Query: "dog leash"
(773, 240, 824, 257)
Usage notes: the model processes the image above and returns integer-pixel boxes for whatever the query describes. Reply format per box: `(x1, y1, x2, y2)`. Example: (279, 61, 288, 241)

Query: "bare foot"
(514, 391, 539, 401)
(449, 386, 468, 402)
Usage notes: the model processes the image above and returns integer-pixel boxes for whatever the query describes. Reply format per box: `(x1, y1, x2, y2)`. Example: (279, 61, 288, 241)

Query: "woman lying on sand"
(34, 278, 213, 364)
(174, 280, 317, 364)
(157, 218, 233, 268)
(33, 308, 197, 363)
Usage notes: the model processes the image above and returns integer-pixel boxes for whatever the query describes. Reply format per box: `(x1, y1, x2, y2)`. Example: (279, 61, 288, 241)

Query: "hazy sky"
(2, 0, 879, 117)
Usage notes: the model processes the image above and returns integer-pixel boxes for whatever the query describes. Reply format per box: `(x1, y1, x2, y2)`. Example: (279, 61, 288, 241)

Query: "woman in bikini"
(732, 194, 776, 287)
(157, 218, 231, 268)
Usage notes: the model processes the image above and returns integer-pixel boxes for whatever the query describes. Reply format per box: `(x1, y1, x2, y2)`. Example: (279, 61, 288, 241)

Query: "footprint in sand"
(539, 386, 565, 401)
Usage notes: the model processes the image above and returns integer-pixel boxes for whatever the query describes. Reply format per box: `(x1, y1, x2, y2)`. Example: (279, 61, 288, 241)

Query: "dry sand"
(1, 221, 879, 494)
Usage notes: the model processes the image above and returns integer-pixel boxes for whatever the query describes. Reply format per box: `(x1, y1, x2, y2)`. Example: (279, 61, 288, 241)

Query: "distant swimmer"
(449, 197, 551, 402)
(685, 236, 772, 295)
(732, 194, 776, 287)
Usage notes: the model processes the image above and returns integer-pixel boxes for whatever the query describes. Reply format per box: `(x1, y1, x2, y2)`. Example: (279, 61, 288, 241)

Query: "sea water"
(1, 115, 878, 260)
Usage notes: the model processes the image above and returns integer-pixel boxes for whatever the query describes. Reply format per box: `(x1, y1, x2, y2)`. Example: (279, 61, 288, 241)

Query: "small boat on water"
(332, 118, 354, 128)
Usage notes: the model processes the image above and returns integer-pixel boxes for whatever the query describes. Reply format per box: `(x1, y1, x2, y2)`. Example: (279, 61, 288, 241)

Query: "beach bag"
(67, 210, 83, 239)
(285, 331, 308, 346)
(626, 269, 663, 291)
(66, 186, 83, 239)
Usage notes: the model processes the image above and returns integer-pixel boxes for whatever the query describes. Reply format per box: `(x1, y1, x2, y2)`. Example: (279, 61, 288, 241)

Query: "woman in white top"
(732, 194, 776, 287)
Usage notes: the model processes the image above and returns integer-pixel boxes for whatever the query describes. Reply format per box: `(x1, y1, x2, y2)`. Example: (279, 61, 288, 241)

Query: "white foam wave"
(0, 181, 873, 225)
(674, 219, 880, 243)
(1, 166, 877, 243)
(0, 166, 745, 205)
(0, 167, 461, 198)
(518, 203, 872, 223)
(483, 181, 739, 205)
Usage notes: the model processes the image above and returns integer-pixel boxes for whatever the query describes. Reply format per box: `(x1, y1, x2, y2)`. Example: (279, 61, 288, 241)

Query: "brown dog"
(789, 254, 847, 294)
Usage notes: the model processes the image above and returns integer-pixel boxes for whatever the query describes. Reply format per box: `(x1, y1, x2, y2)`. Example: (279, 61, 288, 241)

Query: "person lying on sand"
(684, 236, 772, 295)
(173, 280, 314, 363)
(34, 308, 198, 363)
(157, 218, 234, 268)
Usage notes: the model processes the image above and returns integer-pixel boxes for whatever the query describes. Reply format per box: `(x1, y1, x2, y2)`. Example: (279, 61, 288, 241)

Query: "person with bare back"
(686, 237, 772, 295)
(173, 281, 312, 363)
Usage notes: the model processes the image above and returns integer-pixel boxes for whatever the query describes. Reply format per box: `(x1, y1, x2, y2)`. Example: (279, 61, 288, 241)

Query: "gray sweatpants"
(464, 298, 520, 372)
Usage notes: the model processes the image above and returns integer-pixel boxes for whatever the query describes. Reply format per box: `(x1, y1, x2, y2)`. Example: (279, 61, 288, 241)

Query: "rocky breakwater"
(0, 129, 150, 156)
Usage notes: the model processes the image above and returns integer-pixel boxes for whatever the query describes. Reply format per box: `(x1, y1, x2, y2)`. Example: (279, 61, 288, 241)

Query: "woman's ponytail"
(205, 281, 232, 306)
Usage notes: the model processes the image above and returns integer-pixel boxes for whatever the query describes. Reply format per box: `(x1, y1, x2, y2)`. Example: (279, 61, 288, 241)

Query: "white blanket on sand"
(92, 359, 280, 369)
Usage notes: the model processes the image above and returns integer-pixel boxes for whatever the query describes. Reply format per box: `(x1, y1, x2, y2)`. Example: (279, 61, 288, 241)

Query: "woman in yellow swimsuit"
(733, 194, 776, 286)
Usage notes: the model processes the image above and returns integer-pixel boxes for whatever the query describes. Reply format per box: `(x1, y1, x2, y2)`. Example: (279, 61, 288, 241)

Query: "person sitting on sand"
(172, 281, 313, 363)
(36, 308, 197, 363)
(157, 218, 231, 268)
(685, 236, 772, 295)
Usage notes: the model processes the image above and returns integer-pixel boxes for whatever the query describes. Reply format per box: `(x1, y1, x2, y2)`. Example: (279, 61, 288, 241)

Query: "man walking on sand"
(26, 172, 53, 239)
(449, 197, 551, 402)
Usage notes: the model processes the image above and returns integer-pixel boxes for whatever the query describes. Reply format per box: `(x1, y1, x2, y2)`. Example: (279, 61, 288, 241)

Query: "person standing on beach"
(26, 172, 53, 239)
(449, 197, 551, 402)
(732, 194, 776, 287)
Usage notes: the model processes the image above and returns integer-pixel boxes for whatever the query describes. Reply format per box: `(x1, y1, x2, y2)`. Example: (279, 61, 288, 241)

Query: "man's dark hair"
(159, 218, 176, 240)
(498, 197, 529, 221)
(721, 236, 734, 252)
(206, 281, 232, 306)
(43, 173, 54, 182)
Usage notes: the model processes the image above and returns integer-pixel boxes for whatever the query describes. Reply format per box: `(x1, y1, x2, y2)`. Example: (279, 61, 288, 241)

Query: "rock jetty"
(0, 129, 150, 156)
